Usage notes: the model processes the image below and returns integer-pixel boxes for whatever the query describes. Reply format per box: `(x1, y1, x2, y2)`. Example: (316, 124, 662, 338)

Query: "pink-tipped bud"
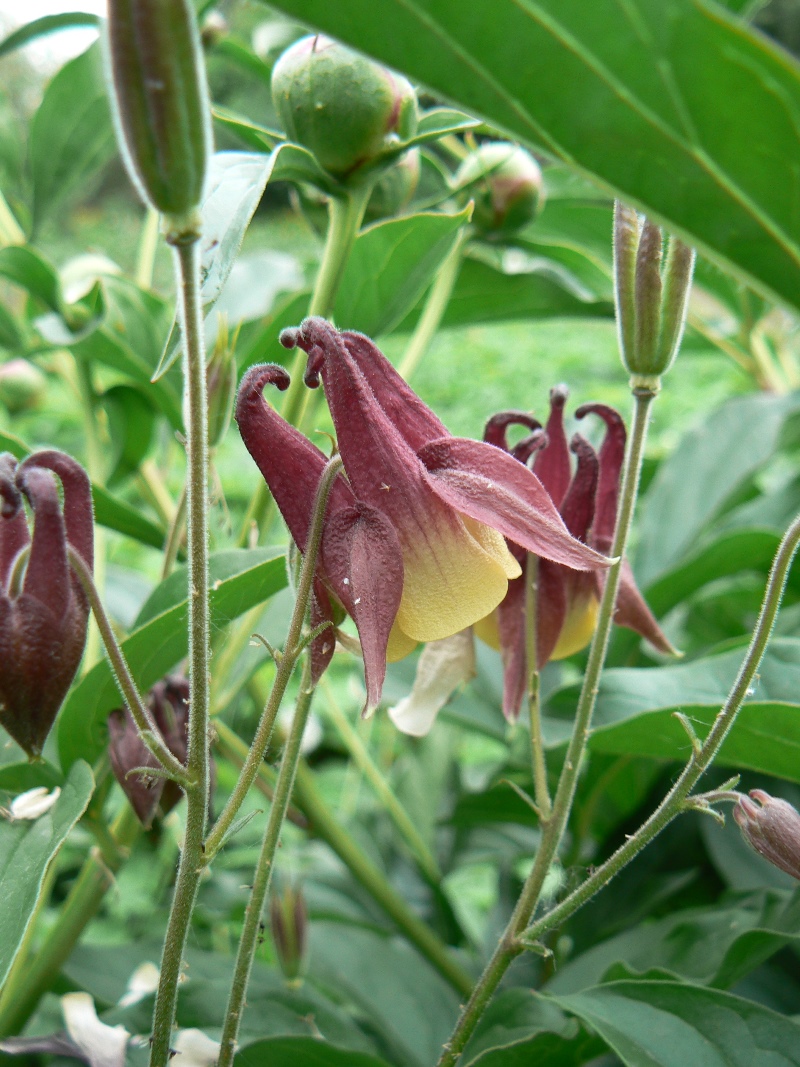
(733, 790, 800, 880)
(455, 142, 544, 236)
(269, 884, 308, 983)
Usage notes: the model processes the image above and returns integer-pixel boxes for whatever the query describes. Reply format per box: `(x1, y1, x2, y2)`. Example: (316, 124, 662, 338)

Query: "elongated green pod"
(104, 0, 212, 231)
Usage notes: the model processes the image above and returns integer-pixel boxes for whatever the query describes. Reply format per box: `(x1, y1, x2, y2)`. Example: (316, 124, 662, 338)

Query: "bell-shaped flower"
(236, 318, 608, 714)
(475, 387, 674, 720)
(0, 450, 94, 757)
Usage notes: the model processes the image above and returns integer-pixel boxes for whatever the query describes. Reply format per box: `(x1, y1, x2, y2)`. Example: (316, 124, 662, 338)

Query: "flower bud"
(269, 884, 308, 983)
(0, 450, 93, 758)
(365, 149, 420, 221)
(0, 359, 46, 415)
(108, 676, 193, 827)
(733, 789, 800, 880)
(614, 202, 695, 384)
(104, 0, 212, 227)
(455, 142, 544, 236)
(271, 35, 418, 180)
(206, 316, 237, 449)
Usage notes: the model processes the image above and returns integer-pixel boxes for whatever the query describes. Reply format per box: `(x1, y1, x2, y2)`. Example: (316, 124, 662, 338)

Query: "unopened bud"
(271, 35, 418, 181)
(0, 359, 46, 414)
(455, 143, 544, 236)
(365, 149, 420, 221)
(614, 201, 695, 384)
(104, 0, 212, 230)
(733, 789, 800, 880)
(206, 316, 237, 448)
(269, 884, 308, 982)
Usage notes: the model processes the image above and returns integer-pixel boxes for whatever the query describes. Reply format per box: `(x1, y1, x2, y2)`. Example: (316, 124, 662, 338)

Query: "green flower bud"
(206, 316, 237, 449)
(271, 35, 418, 180)
(269, 884, 308, 983)
(455, 142, 544, 236)
(104, 0, 212, 229)
(614, 201, 695, 386)
(365, 148, 420, 221)
(0, 360, 46, 415)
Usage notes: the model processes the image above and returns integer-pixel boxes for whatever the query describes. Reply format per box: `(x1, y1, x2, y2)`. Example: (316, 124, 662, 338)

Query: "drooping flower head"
(475, 388, 674, 720)
(734, 790, 800, 881)
(235, 318, 608, 714)
(0, 450, 94, 757)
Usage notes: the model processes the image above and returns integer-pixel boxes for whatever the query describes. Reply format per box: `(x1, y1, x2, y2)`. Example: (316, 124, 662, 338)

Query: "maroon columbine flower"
(0, 450, 94, 757)
(475, 387, 674, 720)
(107, 675, 208, 826)
(235, 317, 608, 713)
(733, 790, 800, 880)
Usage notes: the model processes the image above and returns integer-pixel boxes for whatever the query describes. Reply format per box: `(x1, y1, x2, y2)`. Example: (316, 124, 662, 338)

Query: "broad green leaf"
(268, 141, 338, 195)
(0, 429, 166, 549)
(636, 393, 800, 586)
(0, 13, 99, 59)
(262, 0, 800, 316)
(0, 761, 63, 794)
(548, 891, 800, 994)
(545, 637, 800, 780)
(466, 1032, 604, 1067)
(212, 106, 283, 152)
(0, 245, 63, 314)
(233, 1039, 391, 1067)
(550, 980, 800, 1066)
(401, 106, 479, 146)
(57, 549, 287, 771)
(0, 761, 93, 987)
(30, 44, 115, 231)
(101, 384, 156, 487)
(154, 151, 277, 378)
(335, 207, 471, 336)
(0, 300, 24, 350)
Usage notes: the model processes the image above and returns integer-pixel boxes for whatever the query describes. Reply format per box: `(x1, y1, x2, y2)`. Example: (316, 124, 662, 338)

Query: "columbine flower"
(0, 450, 93, 757)
(235, 318, 608, 713)
(734, 790, 800, 880)
(474, 387, 674, 720)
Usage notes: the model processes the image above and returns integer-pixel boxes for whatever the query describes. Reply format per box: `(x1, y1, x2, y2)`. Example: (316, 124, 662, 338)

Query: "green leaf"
(0, 761, 93, 987)
(269, 141, 339, 195)
(0, 300, 24, 350)
(636, 393, 800, 586)
(261, 0, 800, 315)
(335, 207, 470, 336)
(0, 761, 63, 794)
(460, 989, 586, 1066)
(234, 1039, 392, 1067)
(548, 892, 800, 994)
(30, 43, 115, 231)
(154, 150, 277, 379)
(401, 106, 479, 147)
(0, 13, 100, 59)
(57, 550, 288, 771)
(0, 245, 64, 314)
(550, 980, 800, 1066)
(545, 637, 800, 780)
(0, 429, 166, 549)
(101, 384, 156, 486)
(212, 106, 283, 152)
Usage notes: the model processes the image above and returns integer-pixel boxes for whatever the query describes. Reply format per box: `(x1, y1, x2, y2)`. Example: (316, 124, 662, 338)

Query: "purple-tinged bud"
(269, 884, 308, 983)
(613, 201, 695, 384)
(0, 360, 46, 415)
(104, 0, 212, 229)
(0, 451, 93, 758)
(455, 143, 544, 236)
(108, 676, 202, 826)
(733, 789, 800, 880)
(271, 35, 418, 181)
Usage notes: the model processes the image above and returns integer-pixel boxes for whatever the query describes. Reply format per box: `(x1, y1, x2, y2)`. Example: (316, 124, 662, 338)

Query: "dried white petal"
(118, 961, 160, 1006)
(173, 1028, 222, 1066)
(389, 631, 476, 737)
(62, 992, 129, 1067)
(9, 786, 61, 820)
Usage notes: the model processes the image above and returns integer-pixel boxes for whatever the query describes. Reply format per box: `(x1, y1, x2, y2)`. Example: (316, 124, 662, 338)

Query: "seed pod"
(104, 0, 212, 226)
(271, 35, 417, 180)
(456, 143, 544, 236)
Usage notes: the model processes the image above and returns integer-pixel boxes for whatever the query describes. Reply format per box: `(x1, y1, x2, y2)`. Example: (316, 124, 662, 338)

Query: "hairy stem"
(524, 554, 549, 818)
(437, 387, 656, 1067)
(522, 509, 800, 945)
(149, 235, 211, 1067)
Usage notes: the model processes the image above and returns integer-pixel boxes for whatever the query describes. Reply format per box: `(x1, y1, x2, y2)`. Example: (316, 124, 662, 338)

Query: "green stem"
(68, 547, 189, 783)
(214, 722, 472, 997)
(398, 230, 465, 382)
(437, 387, 656, 1067)
(149, 236, 211, 1067)
(524, 555, 549, 818)
(522, 509, 800, 946)
(74, 359, 105, 668)
(204, 455, 343, 861)
(217, 659, 317, 1067)
(320, 677, 443, 885)
(0, 803, 140, 1036)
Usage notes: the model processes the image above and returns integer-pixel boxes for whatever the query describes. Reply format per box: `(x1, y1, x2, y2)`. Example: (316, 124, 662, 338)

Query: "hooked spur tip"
(549, 383, 569, 407)
(279, 326, 300, 349)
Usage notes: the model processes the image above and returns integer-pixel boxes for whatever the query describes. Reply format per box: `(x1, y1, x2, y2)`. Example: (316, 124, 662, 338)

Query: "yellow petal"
(472, 610, 500, 651)
(386, 620, 418, 662)
(550, 594, 600, 660)
(395, 515, 520, 642)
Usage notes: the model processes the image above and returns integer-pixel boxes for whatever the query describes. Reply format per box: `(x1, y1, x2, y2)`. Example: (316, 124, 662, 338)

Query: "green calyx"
(271, 35, 418, 182)
(614, 202, 695, 380)
(104, 0, 212, 223)
(455, 142, 544, 236)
